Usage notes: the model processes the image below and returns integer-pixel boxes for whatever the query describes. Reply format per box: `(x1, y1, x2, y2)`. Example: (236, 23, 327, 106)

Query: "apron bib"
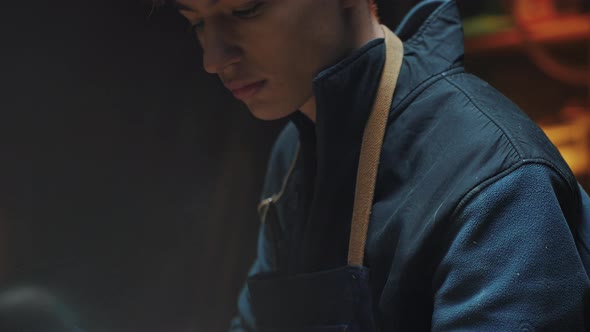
(247, 25, 404, 332)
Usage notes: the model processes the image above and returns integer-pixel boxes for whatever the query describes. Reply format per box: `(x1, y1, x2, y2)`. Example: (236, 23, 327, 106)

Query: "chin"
(247, 104, 295, 121)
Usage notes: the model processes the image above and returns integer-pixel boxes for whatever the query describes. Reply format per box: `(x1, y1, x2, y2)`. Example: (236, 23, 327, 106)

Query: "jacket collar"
(287, 0, 465, 272)
(289, 0, 464, 139)
(289, 0, 464, 155)
(392, 0, 465, 110)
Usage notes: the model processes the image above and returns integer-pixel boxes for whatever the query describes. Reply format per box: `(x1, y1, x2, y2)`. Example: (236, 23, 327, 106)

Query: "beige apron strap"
(348, 26, 404, 267)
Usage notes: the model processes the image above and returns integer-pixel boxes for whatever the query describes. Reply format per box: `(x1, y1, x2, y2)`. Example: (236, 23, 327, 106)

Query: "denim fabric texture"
(229, 1, 590, 331)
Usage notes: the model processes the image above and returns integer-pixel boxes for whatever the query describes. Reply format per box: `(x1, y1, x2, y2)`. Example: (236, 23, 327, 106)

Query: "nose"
(199, 22, 242, 74)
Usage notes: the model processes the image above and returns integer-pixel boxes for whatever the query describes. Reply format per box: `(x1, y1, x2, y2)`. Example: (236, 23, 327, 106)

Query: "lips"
(224, 80, 266, 100)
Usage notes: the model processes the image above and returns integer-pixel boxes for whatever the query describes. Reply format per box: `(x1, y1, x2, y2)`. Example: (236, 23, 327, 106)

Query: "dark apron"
(247, 26, 404, 332)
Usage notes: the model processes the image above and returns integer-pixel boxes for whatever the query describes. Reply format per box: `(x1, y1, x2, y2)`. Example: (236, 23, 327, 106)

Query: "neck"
(300, 11, 384, 123)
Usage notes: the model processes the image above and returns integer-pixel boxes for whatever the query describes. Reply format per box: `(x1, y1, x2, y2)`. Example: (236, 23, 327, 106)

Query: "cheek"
(245, 34, 315, 106)
(236, 0, 346, 118)
(270, 56, 315, 109)
(243, 66, 312, 121)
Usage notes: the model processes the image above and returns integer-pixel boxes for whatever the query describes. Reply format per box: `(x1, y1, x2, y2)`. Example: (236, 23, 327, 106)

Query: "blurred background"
(0, 0, 588, 331)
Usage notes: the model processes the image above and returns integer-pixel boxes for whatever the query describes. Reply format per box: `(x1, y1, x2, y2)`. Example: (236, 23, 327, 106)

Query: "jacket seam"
(388, 66, 464, 124)
(442, 73, 524, 160)
(443, 72, 579, 196)
(451, 159, 572, 220)
(445, 160, 581, 252)
(432, 159, 581, 293)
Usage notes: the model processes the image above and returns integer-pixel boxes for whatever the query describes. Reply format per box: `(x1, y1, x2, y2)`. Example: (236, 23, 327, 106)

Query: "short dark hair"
(154, 0, 379, 16)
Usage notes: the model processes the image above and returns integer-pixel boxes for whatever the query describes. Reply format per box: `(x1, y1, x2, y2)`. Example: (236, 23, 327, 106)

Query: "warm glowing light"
(541, 109, 590, 176)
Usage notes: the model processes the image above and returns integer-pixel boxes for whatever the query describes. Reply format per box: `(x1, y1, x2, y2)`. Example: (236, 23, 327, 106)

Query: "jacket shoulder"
(441, 72, 577, 187)
(374, 69, 580, 237)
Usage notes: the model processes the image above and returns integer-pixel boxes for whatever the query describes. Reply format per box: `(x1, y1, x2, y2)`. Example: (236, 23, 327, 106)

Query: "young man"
(169, 0, 590, 330)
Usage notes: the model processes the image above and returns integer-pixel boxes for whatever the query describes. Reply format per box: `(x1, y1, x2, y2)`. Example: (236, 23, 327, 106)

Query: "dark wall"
(1, 1, 285, 331)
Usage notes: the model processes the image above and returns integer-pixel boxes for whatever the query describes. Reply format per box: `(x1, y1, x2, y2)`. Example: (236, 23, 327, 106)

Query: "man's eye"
(233, 2, 264, 18)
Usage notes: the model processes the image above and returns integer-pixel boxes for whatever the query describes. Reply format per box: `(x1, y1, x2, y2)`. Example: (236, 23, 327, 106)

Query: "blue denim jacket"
(231, 1, 590, 330)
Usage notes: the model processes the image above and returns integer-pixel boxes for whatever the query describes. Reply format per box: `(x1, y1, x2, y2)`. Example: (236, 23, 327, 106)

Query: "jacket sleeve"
(228, 222, 274, 332)
(432, 163, 590, 331)
(229, 125, 299, 332)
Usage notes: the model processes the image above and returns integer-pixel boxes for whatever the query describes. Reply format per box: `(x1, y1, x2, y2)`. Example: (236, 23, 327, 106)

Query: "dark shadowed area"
(1, 1, 284, 331)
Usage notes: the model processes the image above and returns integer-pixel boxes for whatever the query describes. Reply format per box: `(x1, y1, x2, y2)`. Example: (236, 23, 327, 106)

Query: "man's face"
(176, 0, 353, 120)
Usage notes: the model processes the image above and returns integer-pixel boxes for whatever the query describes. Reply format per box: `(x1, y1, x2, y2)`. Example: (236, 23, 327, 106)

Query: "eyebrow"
(174, 2, 197, 12)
